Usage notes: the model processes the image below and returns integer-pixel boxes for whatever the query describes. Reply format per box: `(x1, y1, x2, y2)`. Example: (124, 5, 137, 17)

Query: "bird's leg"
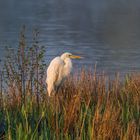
(55, 84, 62, 95)
(54, 86, 59, 95)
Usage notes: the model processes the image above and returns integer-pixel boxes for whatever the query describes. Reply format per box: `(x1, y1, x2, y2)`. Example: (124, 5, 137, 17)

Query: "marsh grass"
(0, 27, 140, 140)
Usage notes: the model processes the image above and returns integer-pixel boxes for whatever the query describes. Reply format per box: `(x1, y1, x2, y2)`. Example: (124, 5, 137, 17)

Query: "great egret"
(46, 52, 82, 96)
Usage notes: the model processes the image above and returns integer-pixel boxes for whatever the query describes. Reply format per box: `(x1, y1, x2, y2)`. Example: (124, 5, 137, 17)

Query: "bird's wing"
(46, 57, 64, 87)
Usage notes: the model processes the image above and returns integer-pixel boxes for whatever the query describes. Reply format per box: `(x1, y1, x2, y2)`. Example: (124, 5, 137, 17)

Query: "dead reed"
(0, 27, 140, 140)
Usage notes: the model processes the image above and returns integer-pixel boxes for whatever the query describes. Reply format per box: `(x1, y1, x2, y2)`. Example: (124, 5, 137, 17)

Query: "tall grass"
(0, 27, 140, 140)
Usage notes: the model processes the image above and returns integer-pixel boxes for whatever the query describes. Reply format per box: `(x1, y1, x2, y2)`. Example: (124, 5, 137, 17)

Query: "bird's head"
(60, 52, 83, 60)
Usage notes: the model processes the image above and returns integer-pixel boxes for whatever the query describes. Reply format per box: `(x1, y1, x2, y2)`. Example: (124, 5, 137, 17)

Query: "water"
(0, 0, 140, 75)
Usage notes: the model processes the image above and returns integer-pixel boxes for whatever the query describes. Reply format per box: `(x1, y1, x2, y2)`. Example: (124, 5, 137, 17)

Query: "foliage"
(0, 27, 140, 140)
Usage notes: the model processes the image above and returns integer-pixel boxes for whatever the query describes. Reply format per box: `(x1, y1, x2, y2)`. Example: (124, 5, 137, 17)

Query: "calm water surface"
(0, 0, 140, 75)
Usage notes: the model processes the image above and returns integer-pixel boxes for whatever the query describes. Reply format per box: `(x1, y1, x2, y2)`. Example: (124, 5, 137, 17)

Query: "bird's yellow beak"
(70, 55, 83, 59)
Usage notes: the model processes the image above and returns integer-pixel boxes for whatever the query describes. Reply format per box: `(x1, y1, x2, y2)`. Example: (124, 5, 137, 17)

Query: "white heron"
(46, 52, 82, 96)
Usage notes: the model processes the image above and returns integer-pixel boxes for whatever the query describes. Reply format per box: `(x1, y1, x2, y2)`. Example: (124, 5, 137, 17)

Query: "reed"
(0, 27, 140, 140)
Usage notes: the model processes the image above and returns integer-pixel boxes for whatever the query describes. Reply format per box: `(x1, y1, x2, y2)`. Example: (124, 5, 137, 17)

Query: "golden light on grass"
(0, 27, 140, 139)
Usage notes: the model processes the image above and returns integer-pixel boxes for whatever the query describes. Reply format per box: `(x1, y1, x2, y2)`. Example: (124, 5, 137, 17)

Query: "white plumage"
(46, 52, 82, 96)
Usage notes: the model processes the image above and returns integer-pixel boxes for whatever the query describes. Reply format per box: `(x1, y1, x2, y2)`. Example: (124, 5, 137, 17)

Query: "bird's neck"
(63, 58, 72, 76)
